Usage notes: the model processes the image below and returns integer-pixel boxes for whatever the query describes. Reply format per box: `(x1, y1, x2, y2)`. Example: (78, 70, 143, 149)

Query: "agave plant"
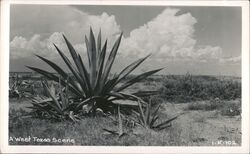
(27, 28, 163, 114)
(102, 104, 127, 137)
(9, 74, 33, 98)
(28, 78, 80, 122)
(131, 99, 182, 131)
(9, 75, 21, 98)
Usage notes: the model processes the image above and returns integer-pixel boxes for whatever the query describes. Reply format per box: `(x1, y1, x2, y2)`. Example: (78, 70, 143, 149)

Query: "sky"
(9, 5, 242, 76)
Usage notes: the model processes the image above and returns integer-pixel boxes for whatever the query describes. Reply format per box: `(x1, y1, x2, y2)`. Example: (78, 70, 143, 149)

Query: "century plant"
(27, 28, 163, 114)
(9, 74, 33, 98)
(9, 75, 22, 98)
(132, 99, 181, 131)
(102, 104, 126, 137)
(28, 78, 80, 122)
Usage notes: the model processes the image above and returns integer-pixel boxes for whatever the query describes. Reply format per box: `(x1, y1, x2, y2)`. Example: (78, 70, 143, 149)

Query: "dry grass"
(8, 74, 242, 146)
(9, 98, 241, 146)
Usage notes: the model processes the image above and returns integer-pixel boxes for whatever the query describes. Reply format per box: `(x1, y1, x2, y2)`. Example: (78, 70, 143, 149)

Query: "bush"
(159, 74, 241, 103)
(186, 99, 241, 116)
(186, 100, 222, 111)
(220, 101, 241, 116)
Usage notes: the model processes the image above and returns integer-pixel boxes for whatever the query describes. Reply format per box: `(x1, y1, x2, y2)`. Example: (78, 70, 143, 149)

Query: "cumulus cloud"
(10, 6, 233, 71)
(11, 5, 121, 43)
(219, 55, 241, 64)
(119, 8, 223, 63)
(10, 5, 122, 60)
(194, 46, 222, 62)
(11, 33, 60, 59)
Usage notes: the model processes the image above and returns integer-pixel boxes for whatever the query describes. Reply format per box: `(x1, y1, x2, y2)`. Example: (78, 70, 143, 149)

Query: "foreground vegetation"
(9, 96, 241, 146)
(9, 74, 241, 146)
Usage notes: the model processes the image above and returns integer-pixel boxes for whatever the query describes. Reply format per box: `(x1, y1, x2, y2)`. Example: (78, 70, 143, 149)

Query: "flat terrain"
(8, 75, 241, 146)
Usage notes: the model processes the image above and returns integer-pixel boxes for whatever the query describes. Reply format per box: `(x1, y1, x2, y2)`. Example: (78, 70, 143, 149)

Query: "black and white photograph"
(0, 0, 249, 153)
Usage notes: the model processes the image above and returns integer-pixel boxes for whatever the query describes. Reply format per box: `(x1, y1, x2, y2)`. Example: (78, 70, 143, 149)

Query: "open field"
(9, 74, 241, 146)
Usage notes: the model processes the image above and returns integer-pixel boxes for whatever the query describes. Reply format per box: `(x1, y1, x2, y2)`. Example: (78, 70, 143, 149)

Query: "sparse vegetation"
(9, 29, 241, 146)
(159, 74, 241, 103)
(131, 100, 182, 131)
(9, 74, 34, 98)
(220, 100, 241, 116)
(186, 98, 241, 117)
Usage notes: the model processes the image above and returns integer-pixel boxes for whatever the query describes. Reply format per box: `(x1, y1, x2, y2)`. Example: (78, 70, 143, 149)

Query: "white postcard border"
(0, 0, 249, 153)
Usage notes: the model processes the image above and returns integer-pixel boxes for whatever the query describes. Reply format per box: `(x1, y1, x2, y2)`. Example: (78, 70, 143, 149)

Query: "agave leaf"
(42, 82, 63, 114)
(35, 55, 68, 78)
(32, 97, 53, 104)
(108, 92, 148, 106)
(59, 77, 67, 110)
(108, 91, 126, 100)
(85, 36, 92, 67)
(31, 97, 52, 104)
(26, 66, 82, 96)
(116, 54, 151, 84)
(155, 124, 171, 131)
(108, 92, 136, 102)
(132, 90, 159, 97)
(138, 100, 146, 126)
(78, 54, 92, 94)
(149, 115, 159, 127)
(30, 100, 45, 107)
(154, 115, 179, 129)
(146, 101, 151, 125)
(151, 104, 161, 120)
(53, 44, 88, 96)
(102, 55, 153, 90)
(89, 28, 97, 88)
(94, 40, 107, 92)
(116, 68, 163, 92)
(29, 103, 47, 111)
(97, 29, 102, 57)
(30, 99, 60, 117)
(101, 76, 119, 95)
(64, 77, 70, 109)
(46, 101, 62, 114)
(112, 99, 139, 106)
(62, 35, 91, 93)
(118, 105, 123, 136)
(102, 128, 119, 135)
(101, 33, 123, 88)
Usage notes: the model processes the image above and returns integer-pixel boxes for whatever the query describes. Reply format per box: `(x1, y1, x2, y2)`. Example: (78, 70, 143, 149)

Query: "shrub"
(159, 74, 241, 103)
(186, 99, 222, 111)
(220, 101, 241, 116)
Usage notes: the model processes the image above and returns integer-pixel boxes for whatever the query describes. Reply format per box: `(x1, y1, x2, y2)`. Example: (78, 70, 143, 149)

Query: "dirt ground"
(162, 102, 241, 146)
(9, 98, 241, 146)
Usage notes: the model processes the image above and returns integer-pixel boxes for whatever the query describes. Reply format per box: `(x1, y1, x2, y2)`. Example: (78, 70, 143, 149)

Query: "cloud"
(11, 33, 60, 59)
(10, 6, 240, 76)
(219, 55, 241, 64)
(119, 8, 223, 63)
(10, 5, 122, 60)
(10, 7, 225, 63)
(194, 46, 222, 62)
(119, 8, 196, 58)
(10, 5, 121, 43)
